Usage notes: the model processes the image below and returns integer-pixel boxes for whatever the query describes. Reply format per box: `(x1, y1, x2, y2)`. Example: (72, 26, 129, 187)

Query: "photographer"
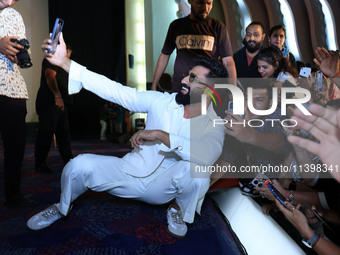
(0, 0, 34, 206)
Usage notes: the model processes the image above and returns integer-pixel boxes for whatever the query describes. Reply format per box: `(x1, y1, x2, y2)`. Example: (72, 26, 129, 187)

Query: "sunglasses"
(183, 73, 201, 83)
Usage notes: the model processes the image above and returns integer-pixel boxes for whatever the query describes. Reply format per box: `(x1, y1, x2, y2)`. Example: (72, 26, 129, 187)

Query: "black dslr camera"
(10, 38, 33, 68)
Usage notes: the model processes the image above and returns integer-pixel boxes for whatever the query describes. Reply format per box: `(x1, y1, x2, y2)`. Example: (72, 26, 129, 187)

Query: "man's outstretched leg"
(140, 161, 210, 238)
(27, 153, 125, 230)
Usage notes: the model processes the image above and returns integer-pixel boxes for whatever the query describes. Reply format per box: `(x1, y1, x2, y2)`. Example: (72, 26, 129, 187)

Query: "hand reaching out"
(288, 104, 340, 182)
(313, 47, 340, 78)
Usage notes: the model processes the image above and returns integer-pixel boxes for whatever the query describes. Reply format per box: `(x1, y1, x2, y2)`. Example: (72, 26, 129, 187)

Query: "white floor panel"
(209, 187, 305, 255)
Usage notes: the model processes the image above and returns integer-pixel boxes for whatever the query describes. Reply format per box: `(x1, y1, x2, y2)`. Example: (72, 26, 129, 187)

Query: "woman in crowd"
(268, 24, 296, 68)
(257, 45, 299, 86)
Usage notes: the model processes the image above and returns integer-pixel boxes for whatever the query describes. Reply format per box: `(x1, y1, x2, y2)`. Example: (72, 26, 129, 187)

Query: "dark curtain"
(48, 0, 126, 138)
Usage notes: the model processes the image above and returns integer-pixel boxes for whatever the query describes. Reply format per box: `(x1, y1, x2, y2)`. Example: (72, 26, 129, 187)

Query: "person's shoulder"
(208, 17, 226, 27)
(233, 47, 246, 56)
(277, 71, 294, 80)
(288, 52, 295, 59)
(5, 7, 22, 16)
(171, 15, 190, 25)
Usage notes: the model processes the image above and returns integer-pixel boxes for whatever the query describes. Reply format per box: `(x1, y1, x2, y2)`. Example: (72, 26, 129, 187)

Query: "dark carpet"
(0, 140, 245, 255)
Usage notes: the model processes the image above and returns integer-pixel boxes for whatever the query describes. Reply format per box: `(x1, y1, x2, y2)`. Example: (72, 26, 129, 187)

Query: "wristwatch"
(302, 232, 322, 248)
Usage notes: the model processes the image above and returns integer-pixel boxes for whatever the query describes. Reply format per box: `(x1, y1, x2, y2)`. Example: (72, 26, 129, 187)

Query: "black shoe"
(35, 165, 53, 173)
(4, 195, 38, 207)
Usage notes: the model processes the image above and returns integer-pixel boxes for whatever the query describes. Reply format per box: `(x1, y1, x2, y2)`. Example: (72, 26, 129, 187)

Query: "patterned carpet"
(0, 140, 245, 255)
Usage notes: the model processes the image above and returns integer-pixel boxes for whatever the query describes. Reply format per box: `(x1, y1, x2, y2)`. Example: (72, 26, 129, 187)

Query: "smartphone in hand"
(299, 67, 311, 78)
(48, 18, 64, 54)
(316, 71, 324, 92)
(264, 180, 287, 207)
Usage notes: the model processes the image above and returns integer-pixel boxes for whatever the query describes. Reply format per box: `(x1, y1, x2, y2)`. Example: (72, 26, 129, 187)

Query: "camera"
(10, 38, 33, 68)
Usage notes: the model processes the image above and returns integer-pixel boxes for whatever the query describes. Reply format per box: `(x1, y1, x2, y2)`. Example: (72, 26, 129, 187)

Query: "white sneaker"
(27, 204, 64, 230)
(167, 207, 188, 238)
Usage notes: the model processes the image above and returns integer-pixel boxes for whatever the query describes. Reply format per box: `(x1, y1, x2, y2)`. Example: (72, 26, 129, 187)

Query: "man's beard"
(175, 86, 203, 106)
(243, 38, 262, 53)
(175, 92, 190, 106)
(191, 9, 208, 21)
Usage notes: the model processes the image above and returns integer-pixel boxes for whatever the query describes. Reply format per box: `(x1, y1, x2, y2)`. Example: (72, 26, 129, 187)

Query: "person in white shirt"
(27, 33, 227, 238)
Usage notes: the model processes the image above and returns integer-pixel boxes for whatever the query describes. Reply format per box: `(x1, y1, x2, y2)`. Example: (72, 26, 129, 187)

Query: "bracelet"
(330, 71, 340, 78)
(288, 190, 294, 204)
(302, 231, 322, 248)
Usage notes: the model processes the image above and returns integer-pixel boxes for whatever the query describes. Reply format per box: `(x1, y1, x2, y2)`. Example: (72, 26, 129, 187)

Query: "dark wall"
(48, 0, 125, 138)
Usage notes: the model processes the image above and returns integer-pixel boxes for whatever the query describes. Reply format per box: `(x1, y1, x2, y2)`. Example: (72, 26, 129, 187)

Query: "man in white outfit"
(27, 34, 227, 238)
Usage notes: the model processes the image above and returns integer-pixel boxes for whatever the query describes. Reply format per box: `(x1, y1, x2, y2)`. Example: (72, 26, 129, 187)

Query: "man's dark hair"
(195, 57, 229, 78)
(246, 21, 265, 33)
(245, 79, 275, 100)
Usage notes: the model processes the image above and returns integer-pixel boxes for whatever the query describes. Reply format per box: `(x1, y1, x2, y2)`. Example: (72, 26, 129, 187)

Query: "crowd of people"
(1, 0, 340, 253)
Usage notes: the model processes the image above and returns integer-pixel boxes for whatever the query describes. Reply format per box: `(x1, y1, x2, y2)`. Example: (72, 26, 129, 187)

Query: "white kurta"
(57, 61, 225, 223)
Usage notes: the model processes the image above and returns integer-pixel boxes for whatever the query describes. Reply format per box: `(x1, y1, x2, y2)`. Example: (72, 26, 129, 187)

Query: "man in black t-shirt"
(151, 0, 236, 92)
(35, 45, 74, 173)
(233, 21, 266, 78)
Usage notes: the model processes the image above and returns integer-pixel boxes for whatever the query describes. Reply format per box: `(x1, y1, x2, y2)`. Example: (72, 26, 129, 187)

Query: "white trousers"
(57, 153, 210, 223)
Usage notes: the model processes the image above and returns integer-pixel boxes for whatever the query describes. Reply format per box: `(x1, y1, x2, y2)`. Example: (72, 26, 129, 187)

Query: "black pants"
(35, 105, 73, 167)
(0, 96, 27, 199)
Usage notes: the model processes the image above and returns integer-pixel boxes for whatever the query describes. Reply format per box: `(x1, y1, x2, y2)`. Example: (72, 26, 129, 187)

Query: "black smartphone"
(303, 203, 336, 234)
(48, 18, 64, 54)
(265, 180, 287, 206)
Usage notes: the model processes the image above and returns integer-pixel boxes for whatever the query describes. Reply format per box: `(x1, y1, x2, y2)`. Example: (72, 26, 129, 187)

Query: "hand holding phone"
(264, 180, 287, 207)
(226, 101, 244, 118)
(48, 18, 64, 54)
(303, 203, 336, 234)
